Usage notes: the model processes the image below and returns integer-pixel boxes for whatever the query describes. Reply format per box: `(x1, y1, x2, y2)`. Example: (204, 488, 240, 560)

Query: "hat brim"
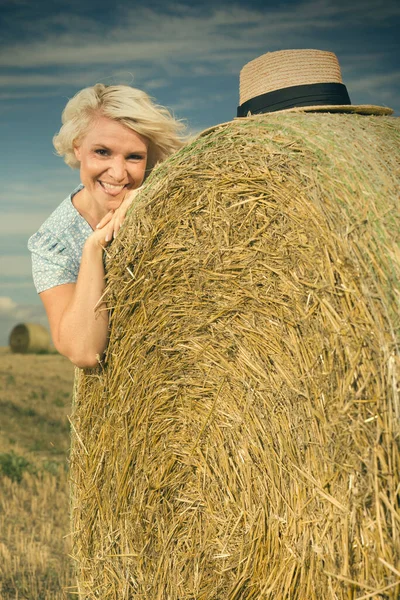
(283, 104, 393, 116)
(197, 104, 394, 139)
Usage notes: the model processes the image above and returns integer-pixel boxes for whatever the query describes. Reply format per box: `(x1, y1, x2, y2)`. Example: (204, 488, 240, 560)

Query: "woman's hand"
(95, 185, 144, 242)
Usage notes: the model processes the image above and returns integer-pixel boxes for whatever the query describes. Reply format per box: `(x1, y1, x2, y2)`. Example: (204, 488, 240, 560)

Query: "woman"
(28, 84, 185, 368)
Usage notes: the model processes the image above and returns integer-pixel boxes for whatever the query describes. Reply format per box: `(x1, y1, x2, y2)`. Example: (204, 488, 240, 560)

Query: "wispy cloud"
(0, 68, 153, 89)
(1, 1, 398, 71)
(0, 296, 17, 313)
(0, 296, 45, 321)
(0, 1, 397, 122)
(0, 256, 32, 278)
(0, 295, 48, 345)
(343, 71, 400, 93)
(0, 170, 80, 213)
(1, 281, 37, 290)
(0, 215, 53, 238)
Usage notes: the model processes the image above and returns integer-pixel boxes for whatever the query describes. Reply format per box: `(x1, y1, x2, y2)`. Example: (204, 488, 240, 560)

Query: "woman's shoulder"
(28, 185, 91, 251)
(38, 184, 86, 235)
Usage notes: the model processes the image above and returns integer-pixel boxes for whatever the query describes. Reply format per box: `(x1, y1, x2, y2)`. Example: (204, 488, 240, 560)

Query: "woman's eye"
(95, 149, 109, 156)
(128, 154, 145, 161)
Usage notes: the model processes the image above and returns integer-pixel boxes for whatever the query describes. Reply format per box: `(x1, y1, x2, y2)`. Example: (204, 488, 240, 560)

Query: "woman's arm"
(38, 190, 141, 368)
(40, 230, 109, 368)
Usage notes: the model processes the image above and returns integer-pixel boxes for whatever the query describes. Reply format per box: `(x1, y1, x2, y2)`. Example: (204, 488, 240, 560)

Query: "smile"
(99, 181, 128, 196)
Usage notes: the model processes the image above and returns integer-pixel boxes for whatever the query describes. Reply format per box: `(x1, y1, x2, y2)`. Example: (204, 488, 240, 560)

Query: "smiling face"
(73, 115, 149, 216)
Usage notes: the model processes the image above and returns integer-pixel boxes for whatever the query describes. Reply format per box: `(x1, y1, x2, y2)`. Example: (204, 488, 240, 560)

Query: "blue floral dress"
(28, 185, 93, 293)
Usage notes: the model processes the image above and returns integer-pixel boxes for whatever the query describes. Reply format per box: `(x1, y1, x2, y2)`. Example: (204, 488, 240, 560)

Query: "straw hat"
(237, 49, 393, 117)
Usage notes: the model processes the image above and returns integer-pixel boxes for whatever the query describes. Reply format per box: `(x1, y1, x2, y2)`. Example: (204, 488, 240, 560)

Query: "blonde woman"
(28, 85, 185, 368)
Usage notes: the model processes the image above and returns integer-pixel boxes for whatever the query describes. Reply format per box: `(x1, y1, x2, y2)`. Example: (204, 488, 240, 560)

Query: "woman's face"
(74, 116, 149, 212)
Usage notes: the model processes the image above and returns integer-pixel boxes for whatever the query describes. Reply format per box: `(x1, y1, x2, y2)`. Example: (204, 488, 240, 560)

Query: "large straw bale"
(71, 113, 400, 599)
(9, 322, 50, 354)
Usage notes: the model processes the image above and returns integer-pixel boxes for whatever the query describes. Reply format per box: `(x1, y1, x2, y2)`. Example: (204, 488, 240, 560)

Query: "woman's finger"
(100, 213, 116, 243)
(105, 219, 117, 242)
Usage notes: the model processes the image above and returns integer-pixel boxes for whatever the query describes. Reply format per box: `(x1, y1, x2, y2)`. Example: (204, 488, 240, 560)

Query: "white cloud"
(0, 67, 152, 89)
(0, 1, 397, 118)
(339, 68, 400, 108)
(0, 297, 48, 346)
(0, 90, 63, 100)
(0, 296, 17, 314)
(12, 303, 47, 323)
(0, 169, 80, 214)
(0, 213, 52, 236)
(1, 1, 397, 72)
(344, 71, 400, 93)
(1, 281, 37, 290)
(0, 256, 32, 277)
(145, 78, 171, 91)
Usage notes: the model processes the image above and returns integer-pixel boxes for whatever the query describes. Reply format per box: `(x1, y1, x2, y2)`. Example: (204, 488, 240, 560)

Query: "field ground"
(0, 347, 76, 599)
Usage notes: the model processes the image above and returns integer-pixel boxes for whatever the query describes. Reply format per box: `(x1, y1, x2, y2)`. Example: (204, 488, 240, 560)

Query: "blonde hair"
(53, 84, 186, 175)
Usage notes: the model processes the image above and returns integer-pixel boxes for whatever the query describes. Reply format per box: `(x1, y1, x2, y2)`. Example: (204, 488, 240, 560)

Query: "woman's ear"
(74, 146, 81, 162)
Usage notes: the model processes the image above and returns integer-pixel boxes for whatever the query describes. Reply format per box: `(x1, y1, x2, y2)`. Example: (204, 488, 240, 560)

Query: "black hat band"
(237, 82, 351, 116)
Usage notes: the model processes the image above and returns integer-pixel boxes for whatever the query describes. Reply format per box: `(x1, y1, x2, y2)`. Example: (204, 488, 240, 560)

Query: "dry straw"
(9, 322, 50, 354)
(71, 112, 400, 599)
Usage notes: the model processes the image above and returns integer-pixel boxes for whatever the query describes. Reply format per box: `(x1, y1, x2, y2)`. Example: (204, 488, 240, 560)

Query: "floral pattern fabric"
(28, 185, 93, 293)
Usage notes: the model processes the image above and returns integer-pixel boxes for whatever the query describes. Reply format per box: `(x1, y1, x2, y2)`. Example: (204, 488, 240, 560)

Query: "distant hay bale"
(9, 323, 50, 354)
(71, 113, 400, 599)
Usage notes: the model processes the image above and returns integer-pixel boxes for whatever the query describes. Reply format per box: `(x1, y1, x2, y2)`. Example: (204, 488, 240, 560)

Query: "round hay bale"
(71, 113, 400, 599)
(9, 322, 50, 354)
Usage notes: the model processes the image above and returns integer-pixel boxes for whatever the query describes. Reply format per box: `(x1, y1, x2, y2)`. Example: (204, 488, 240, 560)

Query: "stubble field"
(0, 347, 76, 599)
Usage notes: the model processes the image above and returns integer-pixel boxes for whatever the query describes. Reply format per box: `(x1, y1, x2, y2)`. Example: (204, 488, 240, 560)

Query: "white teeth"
(100, 182, 125, 191)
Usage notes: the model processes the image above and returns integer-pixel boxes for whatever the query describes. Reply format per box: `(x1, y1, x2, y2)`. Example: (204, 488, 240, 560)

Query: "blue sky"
(0, 0, 399, 345)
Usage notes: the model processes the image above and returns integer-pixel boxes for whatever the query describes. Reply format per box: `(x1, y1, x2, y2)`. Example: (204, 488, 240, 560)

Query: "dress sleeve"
(28, 230, 79, 293)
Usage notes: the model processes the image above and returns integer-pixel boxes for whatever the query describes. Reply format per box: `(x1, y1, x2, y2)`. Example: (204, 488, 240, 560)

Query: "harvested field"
(72, 113, 400, 599)
(0, 347, 75, 599)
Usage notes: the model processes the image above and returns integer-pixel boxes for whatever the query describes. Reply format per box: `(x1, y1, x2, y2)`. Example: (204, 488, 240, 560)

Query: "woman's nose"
(109, 156, 127, 181)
